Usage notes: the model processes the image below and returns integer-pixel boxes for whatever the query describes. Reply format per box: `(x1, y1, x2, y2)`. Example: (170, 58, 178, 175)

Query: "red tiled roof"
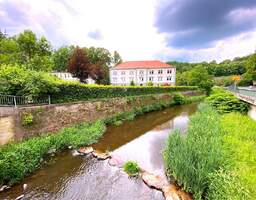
(113, 60, 173, 70)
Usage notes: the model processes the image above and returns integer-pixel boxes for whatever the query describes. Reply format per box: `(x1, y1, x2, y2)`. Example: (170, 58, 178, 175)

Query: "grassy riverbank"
(0, 93, 204, 187)
(164, 91, 255, 200)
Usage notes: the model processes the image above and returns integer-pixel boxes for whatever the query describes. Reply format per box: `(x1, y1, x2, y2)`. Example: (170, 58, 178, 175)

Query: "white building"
(110, 60, 176, 86)
(51, 72, 96, 84)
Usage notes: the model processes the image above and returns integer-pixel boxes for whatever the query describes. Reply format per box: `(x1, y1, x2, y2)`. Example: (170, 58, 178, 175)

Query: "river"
(0, 103, 198, 200)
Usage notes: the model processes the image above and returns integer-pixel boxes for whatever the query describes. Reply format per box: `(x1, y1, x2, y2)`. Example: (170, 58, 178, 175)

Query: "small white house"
(51, 72, 96, 84)
(110, 60, 176, 86)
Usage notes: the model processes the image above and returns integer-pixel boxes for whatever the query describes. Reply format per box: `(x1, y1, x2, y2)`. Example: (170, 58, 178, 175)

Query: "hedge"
(51, 82, 199, 103)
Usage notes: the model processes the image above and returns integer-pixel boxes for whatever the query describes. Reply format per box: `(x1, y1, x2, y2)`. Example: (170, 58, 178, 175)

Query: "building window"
(167, 69, 172, 74)
(139, 77, 144, 82)
(129, 77, 134, 81)
(121, 77, 125, 82)
(149, 77, 153, 81)
(158, 77, 162, 81)
(121, 71, 125, 75)
(158, 70, 163, 74)
(139, 70, 144, 75)
(149, 70, 154, 74)
(113, 78, 117, 82)
(167, 76, 172, 81)
(113, 71, 117, 75)
(129, 71, 134, 75)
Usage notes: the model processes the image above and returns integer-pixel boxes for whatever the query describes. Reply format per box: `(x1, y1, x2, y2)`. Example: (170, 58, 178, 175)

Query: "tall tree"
(67, 47, 90, 82)
(52, 46, 74, 72)
(113, 51, 122, 65)
(84, 47, 112, 84)
(16, 30, 37, 62)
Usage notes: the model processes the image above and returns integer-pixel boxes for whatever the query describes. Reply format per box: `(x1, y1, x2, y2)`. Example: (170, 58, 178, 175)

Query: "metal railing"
(228, 85, 256, 105)
(0, 94, 51, 107)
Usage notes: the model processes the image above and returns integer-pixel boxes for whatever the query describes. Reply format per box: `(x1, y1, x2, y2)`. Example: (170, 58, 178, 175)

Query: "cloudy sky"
(1, 0, 256, 62)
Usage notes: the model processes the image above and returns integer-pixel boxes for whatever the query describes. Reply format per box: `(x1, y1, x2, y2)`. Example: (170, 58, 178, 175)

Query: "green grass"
(123, 161, 140, 176)
(164, 104, 255, 200)
(0, 120, 106, 186)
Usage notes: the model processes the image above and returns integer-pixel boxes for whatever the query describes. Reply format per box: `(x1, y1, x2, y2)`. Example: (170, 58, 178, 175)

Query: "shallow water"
(0, 104, 198, 200)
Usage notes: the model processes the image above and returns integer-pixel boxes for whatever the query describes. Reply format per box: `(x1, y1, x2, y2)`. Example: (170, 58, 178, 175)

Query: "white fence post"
(14, 96, 17, 107)
(48, 95, 51, 105)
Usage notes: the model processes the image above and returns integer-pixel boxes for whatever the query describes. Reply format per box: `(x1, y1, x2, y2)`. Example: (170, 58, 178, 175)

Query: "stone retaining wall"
(0, 91, 202, 144)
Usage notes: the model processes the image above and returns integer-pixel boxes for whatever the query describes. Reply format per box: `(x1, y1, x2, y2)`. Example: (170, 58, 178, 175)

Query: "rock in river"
(141, 171, 168, 190)
(78, 146, 93, 155)
(92, 150, 111, 160)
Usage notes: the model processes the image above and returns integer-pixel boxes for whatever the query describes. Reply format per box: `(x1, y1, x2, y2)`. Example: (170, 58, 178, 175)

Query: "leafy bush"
(0, 64, 59, 96)
(0, 120, 106, 186)
(173, 93, 186, 105)
(214, 76, 235, 86)
(123, 161, 140, 176)
(22, 112, 33, 126)
(206, 88, 249, 114)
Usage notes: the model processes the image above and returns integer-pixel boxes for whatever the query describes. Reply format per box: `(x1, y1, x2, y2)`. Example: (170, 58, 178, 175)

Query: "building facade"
(110, 60, 176, 86)
(51, 72, 96, 84)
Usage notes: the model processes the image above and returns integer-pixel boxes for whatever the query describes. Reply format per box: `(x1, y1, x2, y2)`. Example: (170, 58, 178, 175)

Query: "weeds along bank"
(0, 93, 204, 187)
(164, 88, 255, 200)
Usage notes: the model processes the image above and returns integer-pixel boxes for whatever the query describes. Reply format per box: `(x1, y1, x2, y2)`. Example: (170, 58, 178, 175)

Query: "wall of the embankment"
(0, 91, 202, 144)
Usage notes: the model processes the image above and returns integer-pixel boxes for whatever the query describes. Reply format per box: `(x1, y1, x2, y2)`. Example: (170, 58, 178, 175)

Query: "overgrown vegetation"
(22, 112, 33, 126)
(123, 161, 140, 176)
(104, 94, 205, 126)
(0, 120, 106, 186)
(164, 102, 255, 200)
(206, 87, 249, 114)
(164, 104, 226, 200)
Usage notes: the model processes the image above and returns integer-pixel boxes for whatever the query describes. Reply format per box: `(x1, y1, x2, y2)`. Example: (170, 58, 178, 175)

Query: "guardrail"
(0, 94, 51, 107)
(228, 85, 256, 105)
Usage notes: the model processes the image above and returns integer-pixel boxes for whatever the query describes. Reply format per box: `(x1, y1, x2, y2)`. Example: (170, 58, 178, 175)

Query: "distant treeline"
(167, 53, 256, 86)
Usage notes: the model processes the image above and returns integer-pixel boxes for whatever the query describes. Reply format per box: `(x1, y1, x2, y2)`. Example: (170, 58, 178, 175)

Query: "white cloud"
(1, 0, 256, 62)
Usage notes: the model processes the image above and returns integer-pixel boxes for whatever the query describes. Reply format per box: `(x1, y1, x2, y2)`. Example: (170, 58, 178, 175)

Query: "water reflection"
(1, 104, 197, 200)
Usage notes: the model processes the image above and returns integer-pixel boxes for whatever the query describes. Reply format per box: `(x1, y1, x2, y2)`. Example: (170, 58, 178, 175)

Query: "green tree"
(113, 51, 122, 65)
(178, 65, 213, 95)
(16, 30, 38, 62)
(0, 37, 19, 64)
(84, 47, 112, 84)
(52, 46, 74, 72)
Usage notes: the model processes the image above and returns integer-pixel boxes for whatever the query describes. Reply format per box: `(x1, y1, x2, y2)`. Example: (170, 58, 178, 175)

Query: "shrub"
(130, 80, 135, 86)
(0, 64, 59, 96)
(147, 81, 153, 86)
(173, 93, 186, 105)
(22, 112, 33, 126)
(123, 161, 140, 176)
(206, 88, 249, 114)
(51, 82, 199, 103)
